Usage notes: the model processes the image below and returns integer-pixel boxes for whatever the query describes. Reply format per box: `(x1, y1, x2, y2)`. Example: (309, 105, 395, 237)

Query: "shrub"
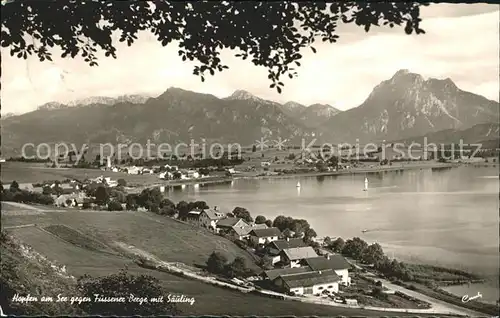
(107, 200, 123, 211)
(77, 270, 178, 316)
(234, 239, 248, 249)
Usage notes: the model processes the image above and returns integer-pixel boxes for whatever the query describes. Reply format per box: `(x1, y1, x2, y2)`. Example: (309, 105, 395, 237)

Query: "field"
(1, 203, 259, 270)
(0, 161, 163, 185)
(1, 203, 448, 316)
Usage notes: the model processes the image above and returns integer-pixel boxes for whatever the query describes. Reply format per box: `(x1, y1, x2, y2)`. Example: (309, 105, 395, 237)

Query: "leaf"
(270, 83, 276, 88)
(311, 46, 317, 53)
(295, 61, 301, 67)
(277, 86, 282, 94)
(201, 76, 205, 82)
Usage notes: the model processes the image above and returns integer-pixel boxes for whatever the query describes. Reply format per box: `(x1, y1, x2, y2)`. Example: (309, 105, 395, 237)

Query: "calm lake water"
(167, 166, 499, 303)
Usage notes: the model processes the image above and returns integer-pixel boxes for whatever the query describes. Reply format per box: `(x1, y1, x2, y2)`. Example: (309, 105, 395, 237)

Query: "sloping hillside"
(0, 232, 84, 316)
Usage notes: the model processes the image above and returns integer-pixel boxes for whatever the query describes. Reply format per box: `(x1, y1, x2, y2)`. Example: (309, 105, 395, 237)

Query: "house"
(216, 217, 244, 230)
(300, 254, 352, 286)
(279, 246, 318, 268)
(217, 218, 269, 240)
(263, 267, 311, 281)
(233, 222, 268, 240)
(17, 183, 34, 192)
(186, 210, 202, 224)
(273, 269, 341, 295)
(180, 170, 200, 179)
(54, 192, 88, 207)
(142, 168, 154, 174)
(249, 227, 281, 246)
(216, 217, 249, 236)
(32, 186, 44, 194)
(187, 208, 225, 230)
(125, 166, 141, 174)
(260, 161, 271, 167)
(267, 238, 308, 256)
(159, 171, 174, 180)
(58, 183, 76, 194)
(164, 164, 179, 171)
(199, 208, 226, 229)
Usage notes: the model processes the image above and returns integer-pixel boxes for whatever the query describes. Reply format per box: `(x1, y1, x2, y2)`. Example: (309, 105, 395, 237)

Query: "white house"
(142, 168, 154, 174)
(54, 192, 88, 207)
(125, 166, 141, 174)
(260, 161, 271, 167)
(180, 170, 200, 180)
(300, 254, 352, 286)
(159, 171, 174, 180)
(249, 227, 281, 246)
(273, 269, 341, 296)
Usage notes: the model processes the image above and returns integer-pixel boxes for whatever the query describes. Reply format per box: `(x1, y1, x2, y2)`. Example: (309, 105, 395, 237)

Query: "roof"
(304, 255, 351, 271)
(264, 267, 311, 281)
(281, 246, 318, 261)
(269, 238, 307, 251)
(202, 209, 226, 220)
(231, 222, 269, 236)
(18, 183, 34, 191)
(55, 192, 87, 203)
(279, 270, 341, 288)
(251, 223, 268, 229)
(216, 217, 245, 228)
(187, 211, 202, 219)
(249, 227, 281, 238)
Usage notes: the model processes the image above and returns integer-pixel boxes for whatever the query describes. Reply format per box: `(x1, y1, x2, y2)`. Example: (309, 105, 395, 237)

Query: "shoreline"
(135, 162, 463, 188)
(239, 162, 461, 181)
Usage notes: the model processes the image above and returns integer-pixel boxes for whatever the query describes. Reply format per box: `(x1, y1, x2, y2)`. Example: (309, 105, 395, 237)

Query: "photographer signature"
(461, 291, 482, 303)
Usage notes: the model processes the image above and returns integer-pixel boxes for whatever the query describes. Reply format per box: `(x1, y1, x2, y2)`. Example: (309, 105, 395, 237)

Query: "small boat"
(296, 181, 301, 188)
(363, 177, 368, 191)
(361, 229, 368, 233)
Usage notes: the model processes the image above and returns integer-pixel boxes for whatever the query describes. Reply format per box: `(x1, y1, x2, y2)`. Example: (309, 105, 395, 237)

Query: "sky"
(1, 3, 499, 115)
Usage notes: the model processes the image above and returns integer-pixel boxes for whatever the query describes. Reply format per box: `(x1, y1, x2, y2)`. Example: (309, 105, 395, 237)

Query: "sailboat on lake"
(363, 177, 368, 191)
(296, 181, 301, 188)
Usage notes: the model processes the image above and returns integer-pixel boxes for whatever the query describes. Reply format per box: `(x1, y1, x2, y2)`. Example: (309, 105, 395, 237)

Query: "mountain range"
(1, 69, 498, 157)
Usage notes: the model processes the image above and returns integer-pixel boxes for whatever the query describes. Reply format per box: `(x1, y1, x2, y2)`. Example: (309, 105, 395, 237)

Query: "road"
(374, 276, 484, 316)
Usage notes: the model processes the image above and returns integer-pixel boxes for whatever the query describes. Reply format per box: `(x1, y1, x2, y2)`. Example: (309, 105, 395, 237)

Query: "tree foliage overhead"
(1, 1, 427, 92)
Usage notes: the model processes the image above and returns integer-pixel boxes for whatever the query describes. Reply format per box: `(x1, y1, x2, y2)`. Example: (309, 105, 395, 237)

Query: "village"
(1, 146, 497, 316)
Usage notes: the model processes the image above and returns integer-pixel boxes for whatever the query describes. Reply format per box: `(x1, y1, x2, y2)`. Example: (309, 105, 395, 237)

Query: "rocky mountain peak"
(389, 69, 424, 85)
(283, 101, 306, 109)
(426, 77, 458, 91)
(226, 90, 261, 101)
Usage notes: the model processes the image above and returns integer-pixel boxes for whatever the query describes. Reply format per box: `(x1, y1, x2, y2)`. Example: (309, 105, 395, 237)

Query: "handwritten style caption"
(11, 293, 195, 305)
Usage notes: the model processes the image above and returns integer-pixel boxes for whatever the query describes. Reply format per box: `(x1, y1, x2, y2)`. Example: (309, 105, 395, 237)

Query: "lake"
(166, 165, 499, 303)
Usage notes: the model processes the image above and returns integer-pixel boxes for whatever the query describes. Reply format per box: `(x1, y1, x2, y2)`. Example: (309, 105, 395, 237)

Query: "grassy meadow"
(1, 202, 452, 316)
